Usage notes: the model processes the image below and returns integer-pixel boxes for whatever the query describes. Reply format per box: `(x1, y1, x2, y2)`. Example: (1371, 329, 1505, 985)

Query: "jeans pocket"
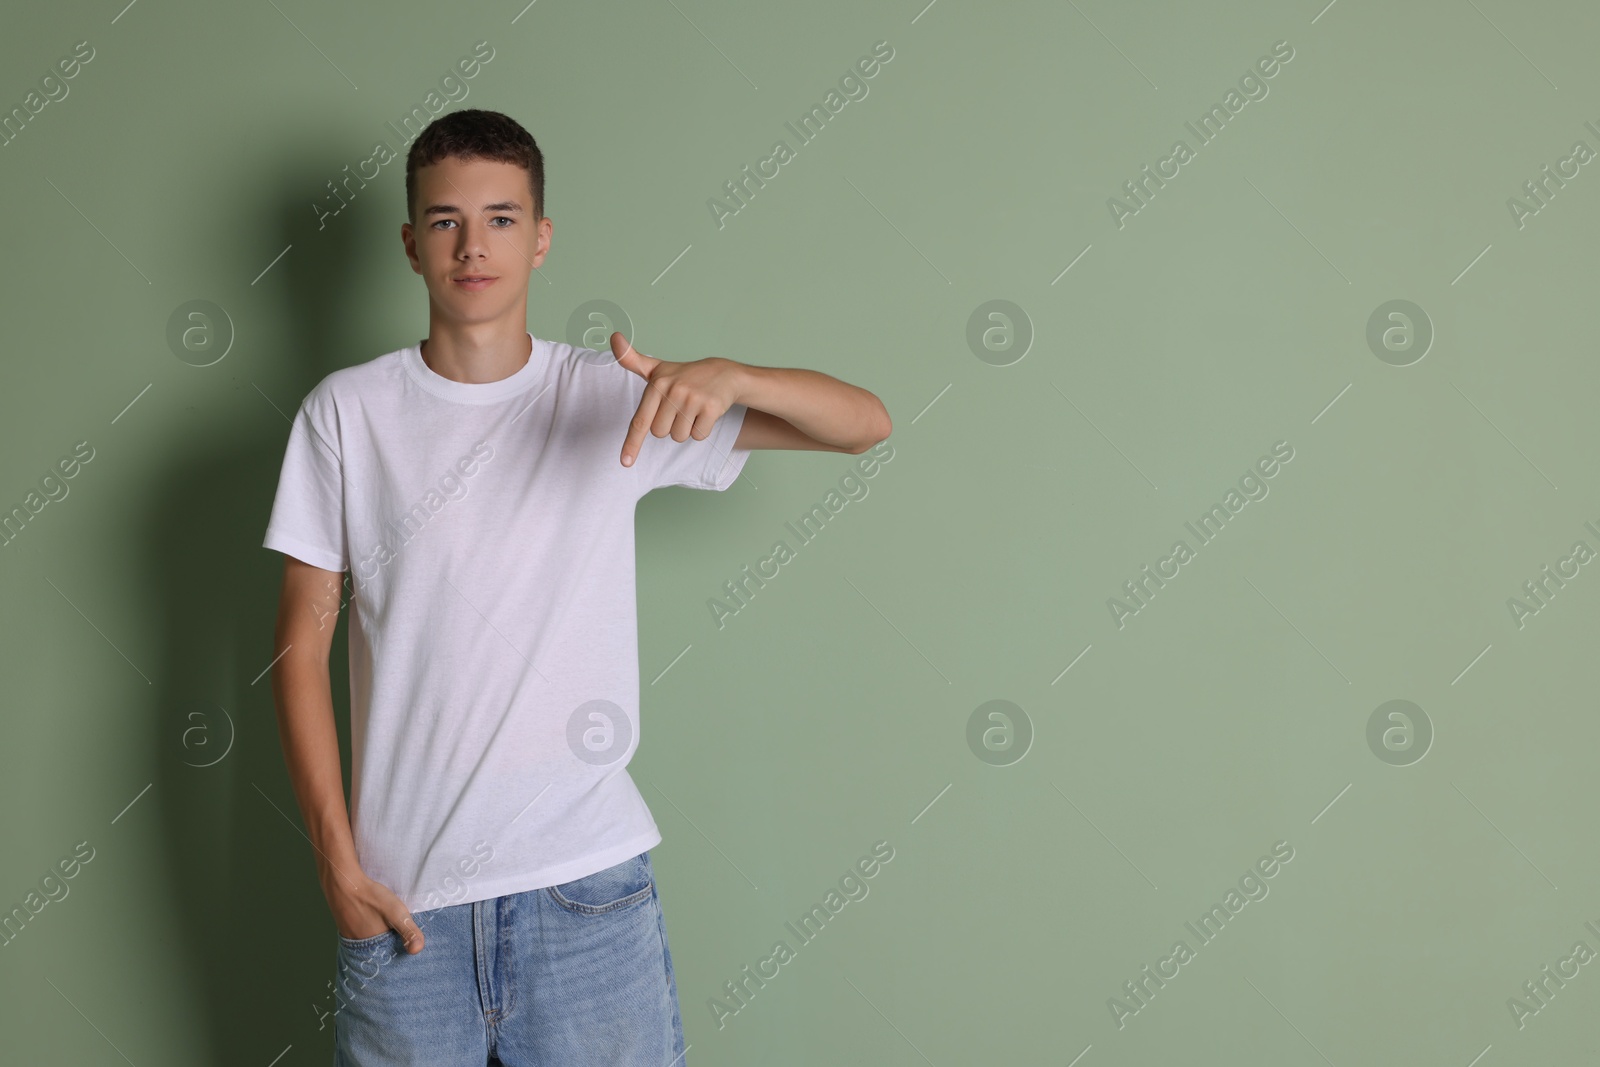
(545, 851, 654, 915)
(338, 928, 395, 954)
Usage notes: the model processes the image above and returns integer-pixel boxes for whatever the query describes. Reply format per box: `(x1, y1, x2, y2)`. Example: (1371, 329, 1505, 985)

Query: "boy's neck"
(419, 321, 532, 385)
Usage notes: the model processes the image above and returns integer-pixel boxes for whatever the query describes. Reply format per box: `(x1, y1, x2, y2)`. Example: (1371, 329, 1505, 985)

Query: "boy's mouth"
(452, 275, 497, 291)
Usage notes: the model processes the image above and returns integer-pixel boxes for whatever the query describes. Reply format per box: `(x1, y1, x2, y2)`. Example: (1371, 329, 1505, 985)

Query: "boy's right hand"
(323, 868, 426, 954)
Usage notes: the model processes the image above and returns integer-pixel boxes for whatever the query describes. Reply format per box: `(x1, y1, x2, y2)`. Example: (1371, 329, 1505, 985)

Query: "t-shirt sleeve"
(624, 370, 752, 492)
(262, 385, 349, 572)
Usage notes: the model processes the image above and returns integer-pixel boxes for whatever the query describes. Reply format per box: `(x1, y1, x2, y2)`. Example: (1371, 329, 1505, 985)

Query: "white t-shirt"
(262, 332, 750, 914)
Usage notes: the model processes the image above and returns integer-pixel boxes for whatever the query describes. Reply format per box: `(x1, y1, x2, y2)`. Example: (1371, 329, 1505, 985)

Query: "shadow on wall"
(150, 142, 383, 1065)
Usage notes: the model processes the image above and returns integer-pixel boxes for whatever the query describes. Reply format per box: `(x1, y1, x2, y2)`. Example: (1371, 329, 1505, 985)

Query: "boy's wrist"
(315, 848, 364, 894)
(307, 813, 361, 883)
(726, 358, 763, 408)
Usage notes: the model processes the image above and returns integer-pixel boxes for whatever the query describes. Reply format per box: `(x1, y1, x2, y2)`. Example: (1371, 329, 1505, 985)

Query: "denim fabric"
(331, 851, 685, 1066)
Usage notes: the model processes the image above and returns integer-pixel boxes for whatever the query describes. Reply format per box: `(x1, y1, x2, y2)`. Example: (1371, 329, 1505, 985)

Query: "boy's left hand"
(612, 331, 742, 468)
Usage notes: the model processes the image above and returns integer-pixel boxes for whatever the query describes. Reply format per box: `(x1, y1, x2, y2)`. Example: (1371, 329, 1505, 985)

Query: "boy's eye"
(433, 216, 515, 230)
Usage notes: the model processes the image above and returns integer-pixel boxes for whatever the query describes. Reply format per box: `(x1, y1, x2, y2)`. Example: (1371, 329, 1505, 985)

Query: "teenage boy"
(263, 109, 890, 1066)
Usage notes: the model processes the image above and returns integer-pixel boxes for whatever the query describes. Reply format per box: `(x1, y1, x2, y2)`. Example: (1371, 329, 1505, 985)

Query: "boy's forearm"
(730, 362, 890, 452)
(271, 653, 363, 891)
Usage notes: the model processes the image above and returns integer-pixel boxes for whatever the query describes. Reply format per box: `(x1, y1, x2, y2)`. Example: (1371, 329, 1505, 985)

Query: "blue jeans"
(331, 851, 686, 1065)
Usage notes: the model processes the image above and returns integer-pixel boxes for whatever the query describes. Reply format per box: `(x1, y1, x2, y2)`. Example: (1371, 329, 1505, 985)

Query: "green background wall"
(3, 0, 1598, 1063)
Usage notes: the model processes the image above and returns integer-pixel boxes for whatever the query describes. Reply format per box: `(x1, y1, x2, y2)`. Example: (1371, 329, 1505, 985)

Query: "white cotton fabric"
(262, 333, 750, 914)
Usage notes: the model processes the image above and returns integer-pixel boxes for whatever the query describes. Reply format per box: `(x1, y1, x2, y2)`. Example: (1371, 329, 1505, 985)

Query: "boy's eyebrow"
(423, 201, 525, 217)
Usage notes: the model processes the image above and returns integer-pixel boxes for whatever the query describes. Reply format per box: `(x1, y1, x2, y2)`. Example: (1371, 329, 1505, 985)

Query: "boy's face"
(402, 155, 551, 327)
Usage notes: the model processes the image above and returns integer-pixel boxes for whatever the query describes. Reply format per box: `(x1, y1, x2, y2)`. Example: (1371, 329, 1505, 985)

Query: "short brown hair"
(405, 109, 544, 224)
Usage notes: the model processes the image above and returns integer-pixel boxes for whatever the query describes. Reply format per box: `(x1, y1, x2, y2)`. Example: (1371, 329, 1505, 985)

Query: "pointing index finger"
(622, 383, 662, 468)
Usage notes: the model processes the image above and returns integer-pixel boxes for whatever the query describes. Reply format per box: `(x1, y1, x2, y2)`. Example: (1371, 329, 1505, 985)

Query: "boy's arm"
(270, 556, 426, 953)
(730, 364, 892, 454)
